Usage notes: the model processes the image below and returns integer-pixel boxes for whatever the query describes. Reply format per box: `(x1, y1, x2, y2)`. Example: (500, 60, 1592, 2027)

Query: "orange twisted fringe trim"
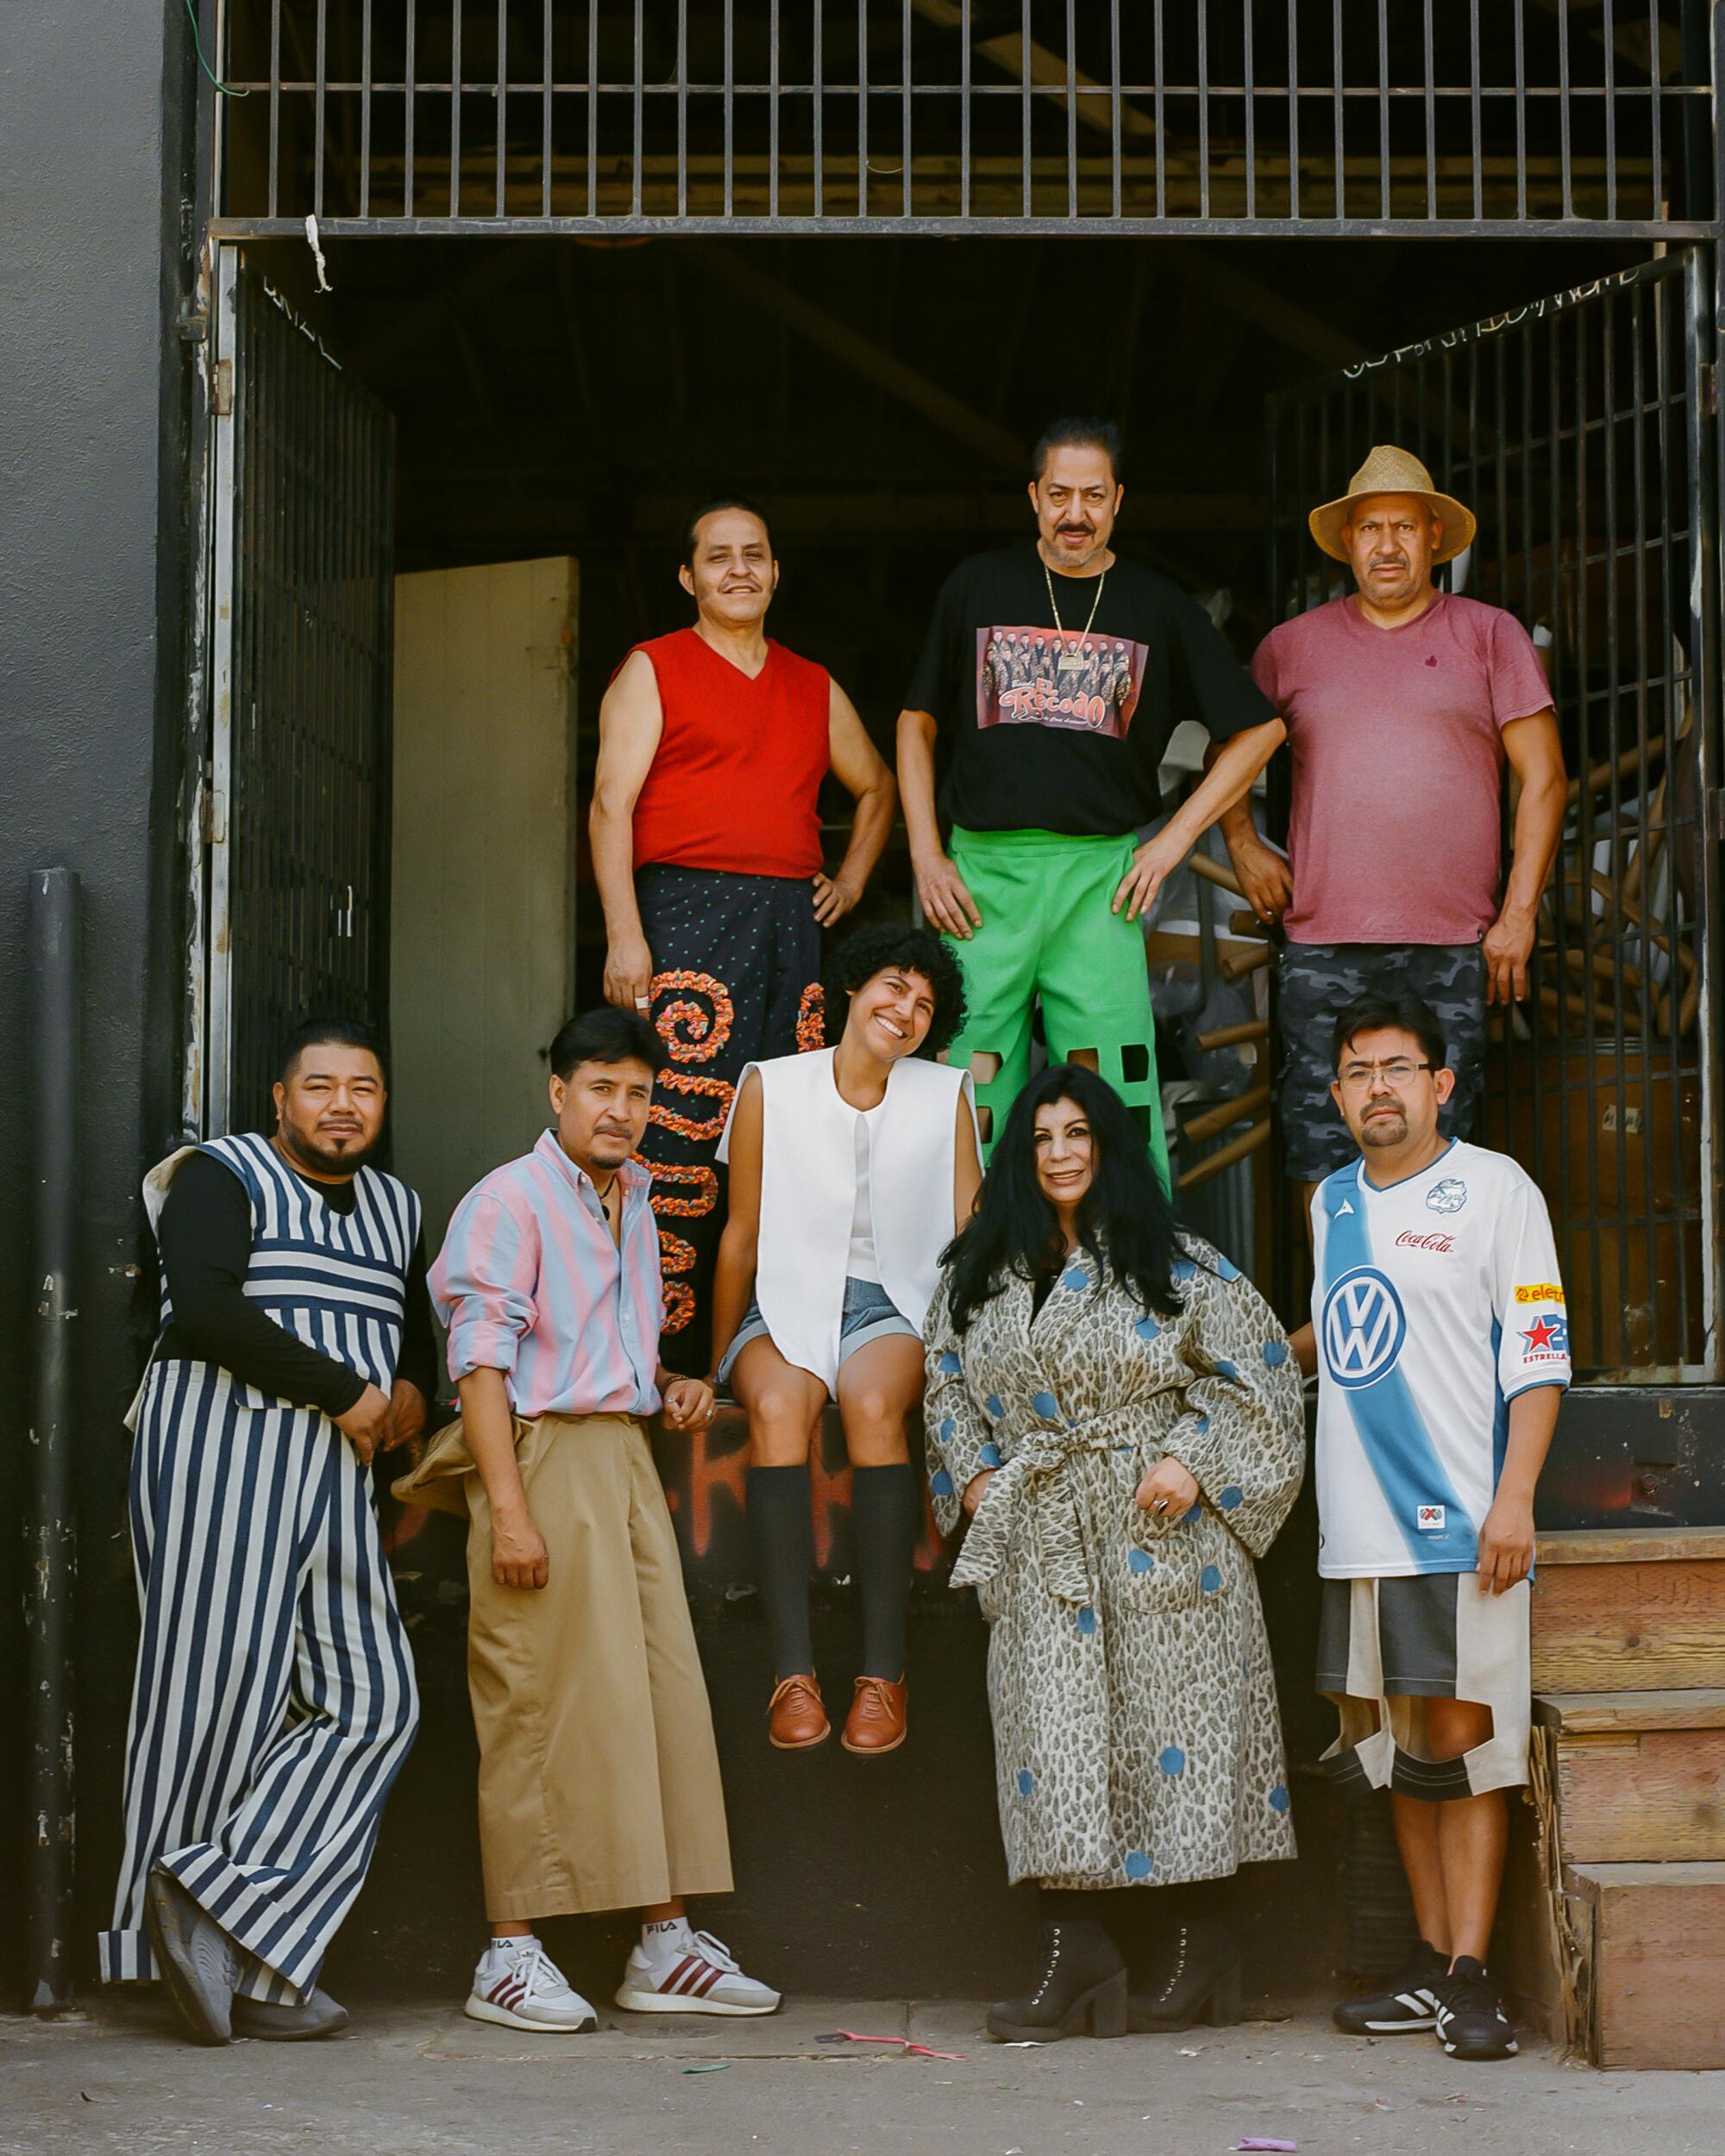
(651, 971, 735, 1064)
(796, 981, 825, 1052)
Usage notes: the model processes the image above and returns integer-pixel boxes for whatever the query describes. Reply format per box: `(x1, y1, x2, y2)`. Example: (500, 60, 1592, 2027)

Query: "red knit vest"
(628, 629, 831, 878)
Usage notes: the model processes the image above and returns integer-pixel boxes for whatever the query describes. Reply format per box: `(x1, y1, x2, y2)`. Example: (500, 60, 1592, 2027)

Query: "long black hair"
(940, 1063, 1193, 1336)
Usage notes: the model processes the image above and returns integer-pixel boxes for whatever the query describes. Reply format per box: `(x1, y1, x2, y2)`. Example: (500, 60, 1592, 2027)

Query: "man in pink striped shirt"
(396, 1006, 781, 2032)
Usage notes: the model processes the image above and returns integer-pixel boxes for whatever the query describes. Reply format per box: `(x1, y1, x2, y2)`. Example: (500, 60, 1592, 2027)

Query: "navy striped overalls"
(101, 1134, 423, 2004)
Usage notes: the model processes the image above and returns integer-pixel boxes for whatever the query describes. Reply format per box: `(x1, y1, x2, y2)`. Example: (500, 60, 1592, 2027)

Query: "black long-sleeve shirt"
(154, 1150, 440, 1417)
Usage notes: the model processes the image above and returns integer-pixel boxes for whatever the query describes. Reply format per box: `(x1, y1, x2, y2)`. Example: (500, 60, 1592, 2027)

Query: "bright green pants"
(944, 826, 1169, 1180)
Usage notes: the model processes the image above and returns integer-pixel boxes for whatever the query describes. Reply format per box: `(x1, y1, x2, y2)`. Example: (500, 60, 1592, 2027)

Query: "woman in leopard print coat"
(925, 1063, 1304, 2040)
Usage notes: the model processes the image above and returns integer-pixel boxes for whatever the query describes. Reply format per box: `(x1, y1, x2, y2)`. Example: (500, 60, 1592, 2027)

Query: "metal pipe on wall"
(27, 867, 79, 2014)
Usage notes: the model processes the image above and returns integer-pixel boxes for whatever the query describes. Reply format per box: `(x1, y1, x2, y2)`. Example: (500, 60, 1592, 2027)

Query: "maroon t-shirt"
(1250, 593, 1552, 946)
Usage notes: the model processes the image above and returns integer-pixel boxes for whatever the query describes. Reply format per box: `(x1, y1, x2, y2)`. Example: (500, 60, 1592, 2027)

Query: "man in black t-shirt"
(897, 417, 1284, 1168)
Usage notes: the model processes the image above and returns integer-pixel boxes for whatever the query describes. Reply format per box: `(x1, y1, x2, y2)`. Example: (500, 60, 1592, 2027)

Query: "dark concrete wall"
(0, 1, 192, 1999)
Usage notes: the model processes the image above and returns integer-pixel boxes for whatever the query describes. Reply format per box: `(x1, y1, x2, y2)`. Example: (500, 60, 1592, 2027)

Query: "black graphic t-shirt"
(905, 545, 1274, 837)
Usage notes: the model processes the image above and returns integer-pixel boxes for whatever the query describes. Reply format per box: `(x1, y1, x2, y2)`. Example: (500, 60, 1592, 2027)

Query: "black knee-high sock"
(850, 1463, 919, 1679)
(747, 1465, 815, 1679)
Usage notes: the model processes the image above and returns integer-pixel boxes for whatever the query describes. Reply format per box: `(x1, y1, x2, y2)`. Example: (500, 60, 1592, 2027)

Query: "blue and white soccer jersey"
(1310, 1139, 1570, 1800)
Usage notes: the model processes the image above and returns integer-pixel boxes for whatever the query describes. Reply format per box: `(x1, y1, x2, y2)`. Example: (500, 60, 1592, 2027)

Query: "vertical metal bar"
(542, 0, 553, 219)
(268, 0, 281, 217)
(908, 0, 918, 222)
(207, 245, 242, 1138)
(1686, 236, 1725, 1372)
(450, 0, 463, 216)
(583, 0, 596, 218)
(1647, 0, 1664, 218)
(405, 0, 416, 217)
(25, 866, 78, 2016)
(497, 0, 508, 217)
(1628, 278, 1660, 1364)
(1328, 0, 1342, 222)
(814, 0, 825, 219)
(1152, 0, 1165, 219)
(768, 0, 779, 219)
(1111, 0, 1123, 222)
(1575, 298, 1606, 1363)
(1066, 0, 1079, 224)
(1286, 0, 1300, 222)
(1603, 0, 1618, 222)
(1513, 0, 1527, 223)
(1421, 0, 1436, 222)
(1019, 0, 1032, 219)
(1602, 285, 1633, 1367)
(360, 0, 373, 217)
(1197, 0, 1211, 222)
(723, 0, 735, 222)
(1242, 0, 1255, 222)
(1377, 0, 1389, 220)
(1556, 0, 1575, 221)
(959, 0, 970, 221)
(1469, 0, 1483, 222)
(631, 0, 644, 220)
(862, 0, 872, 220)
(678, 0, 689, 220)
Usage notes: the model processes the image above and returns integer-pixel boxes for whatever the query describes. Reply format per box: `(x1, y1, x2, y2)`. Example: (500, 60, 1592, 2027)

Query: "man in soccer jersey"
(1293, 992, 1569, 2062)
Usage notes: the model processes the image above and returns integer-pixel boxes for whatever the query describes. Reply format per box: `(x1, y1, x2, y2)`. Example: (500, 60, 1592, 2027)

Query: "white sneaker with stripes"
(465, 1938, 599, 2032)
(614, 1923, 781, 2017)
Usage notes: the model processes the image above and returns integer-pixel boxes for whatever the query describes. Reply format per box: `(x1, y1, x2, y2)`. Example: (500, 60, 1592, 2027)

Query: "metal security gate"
(1269, 251, 1725, 1380)
(203, 248, 396, 1135)
(208, 0, 1716, 241)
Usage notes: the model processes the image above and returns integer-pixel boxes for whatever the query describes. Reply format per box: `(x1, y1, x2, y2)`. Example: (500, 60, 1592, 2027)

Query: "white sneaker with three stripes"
(615, 1921, 781, 2017)
(465, 1938, 599, 2032)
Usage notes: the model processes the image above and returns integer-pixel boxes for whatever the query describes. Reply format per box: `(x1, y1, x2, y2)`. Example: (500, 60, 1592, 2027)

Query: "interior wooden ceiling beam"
(909, 0, 1157, 140)
(688, 244, 1026, 472)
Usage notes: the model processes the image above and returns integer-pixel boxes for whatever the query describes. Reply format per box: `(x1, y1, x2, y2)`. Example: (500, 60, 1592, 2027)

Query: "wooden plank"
(1551, 1726, 1725, 1864)
(1568, 1863, 1725, 2069)
(1531, 1557, 1725, 1690)
(1535, 1689, 1725, 1734)
(1536, 1525, 1725, 1567)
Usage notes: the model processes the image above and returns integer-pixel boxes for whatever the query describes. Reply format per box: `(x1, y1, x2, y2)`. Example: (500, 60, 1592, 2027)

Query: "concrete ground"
(2, 1995, 1720, 2156)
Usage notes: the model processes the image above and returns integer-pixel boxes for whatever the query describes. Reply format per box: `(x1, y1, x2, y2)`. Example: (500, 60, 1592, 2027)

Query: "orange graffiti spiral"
(652, 971, 735, 1064)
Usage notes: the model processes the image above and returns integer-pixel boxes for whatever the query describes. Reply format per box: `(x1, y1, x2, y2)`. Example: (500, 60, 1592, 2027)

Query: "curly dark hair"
(825, 923, 968, 1058)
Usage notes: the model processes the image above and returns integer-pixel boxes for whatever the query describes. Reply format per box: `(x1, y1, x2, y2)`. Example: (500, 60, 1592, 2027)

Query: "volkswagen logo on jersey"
(1320, 1266, 1408, 1389)
(1426, 1176, 1468, 1215)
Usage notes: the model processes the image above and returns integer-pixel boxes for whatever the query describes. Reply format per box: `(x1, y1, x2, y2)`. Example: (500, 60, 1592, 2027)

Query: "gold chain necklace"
(1043, 558, 1107, 658)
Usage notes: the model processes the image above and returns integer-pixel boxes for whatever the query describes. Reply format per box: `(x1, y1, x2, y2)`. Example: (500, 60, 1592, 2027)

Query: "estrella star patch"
(1521, 1313, 1570, 1359)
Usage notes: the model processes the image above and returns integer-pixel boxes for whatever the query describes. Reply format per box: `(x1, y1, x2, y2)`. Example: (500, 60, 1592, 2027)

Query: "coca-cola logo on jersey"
(1395, 1230, 1455, 1252)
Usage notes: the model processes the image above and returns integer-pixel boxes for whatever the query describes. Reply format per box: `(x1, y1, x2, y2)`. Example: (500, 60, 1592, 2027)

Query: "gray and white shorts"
(716, 1275, 919, 1394)
(1317, 1571, 1532, 1801)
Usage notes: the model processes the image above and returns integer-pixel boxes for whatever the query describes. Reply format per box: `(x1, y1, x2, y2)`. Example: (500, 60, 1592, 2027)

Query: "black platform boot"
(1127, 1917, 1243, 2033)
(987, 1921, 1128, 2042)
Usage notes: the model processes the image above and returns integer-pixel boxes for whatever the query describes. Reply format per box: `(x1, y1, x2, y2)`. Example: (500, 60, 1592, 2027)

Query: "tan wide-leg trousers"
(461, 1413, 734, 1920)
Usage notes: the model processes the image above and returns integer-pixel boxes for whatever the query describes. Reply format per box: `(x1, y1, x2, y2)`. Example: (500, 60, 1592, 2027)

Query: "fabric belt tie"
(949, 1413, 1126, 1608)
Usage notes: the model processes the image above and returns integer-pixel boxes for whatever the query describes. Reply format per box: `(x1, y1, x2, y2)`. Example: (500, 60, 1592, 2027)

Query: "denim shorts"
(716, 1275, 919, 1391)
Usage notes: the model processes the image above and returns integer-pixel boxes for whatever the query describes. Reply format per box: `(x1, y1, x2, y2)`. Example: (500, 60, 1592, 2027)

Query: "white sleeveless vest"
(718, 1048, 977, 1395)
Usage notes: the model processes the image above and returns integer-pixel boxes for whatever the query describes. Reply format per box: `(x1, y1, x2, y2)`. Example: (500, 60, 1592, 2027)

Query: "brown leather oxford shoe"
(841, 1675, 908, 1755)
(767, 1673, 830, 1750)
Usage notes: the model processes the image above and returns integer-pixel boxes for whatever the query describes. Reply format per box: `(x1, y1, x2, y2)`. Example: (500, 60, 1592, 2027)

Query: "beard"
(1359, 1109, 1408, 1149)
(279, 1122, 383, 1176)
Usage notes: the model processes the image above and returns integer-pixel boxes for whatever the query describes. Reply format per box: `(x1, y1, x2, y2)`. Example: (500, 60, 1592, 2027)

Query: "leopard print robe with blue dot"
(925, 1239, 1304, 1890)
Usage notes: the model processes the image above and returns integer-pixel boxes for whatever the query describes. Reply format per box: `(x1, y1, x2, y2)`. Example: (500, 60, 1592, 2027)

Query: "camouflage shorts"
(1277, 942, 1487, 1181)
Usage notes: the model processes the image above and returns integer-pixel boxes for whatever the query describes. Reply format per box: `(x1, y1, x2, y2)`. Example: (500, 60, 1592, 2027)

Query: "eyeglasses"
(1337, 1058, 1433, 1092)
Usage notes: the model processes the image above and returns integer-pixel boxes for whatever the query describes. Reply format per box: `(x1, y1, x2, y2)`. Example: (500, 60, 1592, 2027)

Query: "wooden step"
(1566, 1861, 1725, 2069)
(1534, 1690, 1725, 1864)
(1530, 1526, 1725, 1692)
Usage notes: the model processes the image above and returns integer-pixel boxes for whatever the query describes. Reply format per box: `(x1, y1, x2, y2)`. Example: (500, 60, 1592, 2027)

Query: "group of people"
(104, 415, 1572, 2070)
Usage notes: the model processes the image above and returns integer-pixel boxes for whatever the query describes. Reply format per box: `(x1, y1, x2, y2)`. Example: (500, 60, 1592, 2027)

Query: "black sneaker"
(1332, 1939, 1447, 2034)
(1435, 1956, 1519, 2059)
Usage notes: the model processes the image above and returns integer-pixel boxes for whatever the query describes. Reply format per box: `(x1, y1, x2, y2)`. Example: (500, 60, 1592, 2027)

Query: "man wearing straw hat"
(1220, 445, 1566, 1204)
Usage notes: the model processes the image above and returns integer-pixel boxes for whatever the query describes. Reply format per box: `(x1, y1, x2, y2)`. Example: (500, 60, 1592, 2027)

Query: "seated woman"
(712, 924, 981, 1758)
(925, 1064, 1304, 2041)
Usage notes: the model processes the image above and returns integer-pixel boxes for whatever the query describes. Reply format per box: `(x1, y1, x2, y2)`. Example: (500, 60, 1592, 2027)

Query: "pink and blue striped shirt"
(431, 1130, 664, 1419)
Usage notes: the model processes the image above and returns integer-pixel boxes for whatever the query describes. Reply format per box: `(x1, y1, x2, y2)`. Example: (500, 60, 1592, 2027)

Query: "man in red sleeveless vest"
(592, 498, 895, 1369)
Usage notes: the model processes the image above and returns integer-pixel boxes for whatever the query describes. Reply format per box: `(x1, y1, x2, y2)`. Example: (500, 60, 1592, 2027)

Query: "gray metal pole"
(27, 867, 78, 2014)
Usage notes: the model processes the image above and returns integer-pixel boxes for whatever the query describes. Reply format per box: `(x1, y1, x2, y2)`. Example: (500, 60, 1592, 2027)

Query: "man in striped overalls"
(103, 1018, 435, 2044)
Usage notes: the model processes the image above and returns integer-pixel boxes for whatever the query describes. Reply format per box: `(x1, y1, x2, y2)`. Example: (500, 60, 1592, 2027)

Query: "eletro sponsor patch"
(1515, 1282, 1565, 1304)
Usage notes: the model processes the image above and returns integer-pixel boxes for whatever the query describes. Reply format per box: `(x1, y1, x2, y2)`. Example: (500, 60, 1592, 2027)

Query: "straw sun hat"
(1308, 444, 1477, 565)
